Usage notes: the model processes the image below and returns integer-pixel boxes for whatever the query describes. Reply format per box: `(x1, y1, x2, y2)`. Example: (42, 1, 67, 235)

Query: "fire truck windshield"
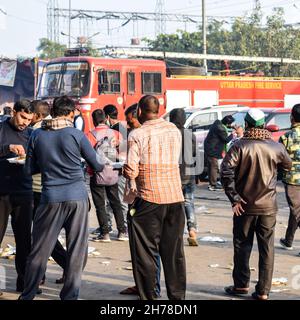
(38, 62, 89, 99)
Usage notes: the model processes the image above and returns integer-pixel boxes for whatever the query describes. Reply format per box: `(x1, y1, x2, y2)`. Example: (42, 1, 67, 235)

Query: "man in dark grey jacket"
(20, 96, 104, 300)
(221, 108, 292, 300)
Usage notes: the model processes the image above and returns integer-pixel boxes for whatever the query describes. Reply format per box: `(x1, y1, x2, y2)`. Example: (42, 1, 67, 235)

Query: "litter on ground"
(208, 264, 220, 268)
(0, 244, 16, 258)
(199, 236, 226, 243)
(270, 288, 290, 293)
(88, 247, 101, 257)
(195, 206, 213, 214)
(272, 278, 288, 286)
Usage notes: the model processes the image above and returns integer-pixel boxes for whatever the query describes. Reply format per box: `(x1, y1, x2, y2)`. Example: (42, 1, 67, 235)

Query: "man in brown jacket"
(221, 108, 292, 300)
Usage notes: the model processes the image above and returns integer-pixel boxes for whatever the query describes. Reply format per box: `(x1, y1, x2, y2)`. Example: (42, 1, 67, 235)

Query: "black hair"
(169, 108, 186, 129)
(292, 104, 300, 122)
(13, 99, 34, 114)
(221, 115, 235, 126)
(52, 96, 75, 118)
(138, 95, 159, 114)
(3, 106, 12, 115)
(92, 109, 106, 127)
(125, 104, 138, 118)
(31, 100, 50, 118)
(103, 104, 118, 119)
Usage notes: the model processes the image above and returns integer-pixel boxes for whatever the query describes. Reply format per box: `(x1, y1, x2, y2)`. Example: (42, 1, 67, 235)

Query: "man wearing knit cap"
(221, 108, 292, 300)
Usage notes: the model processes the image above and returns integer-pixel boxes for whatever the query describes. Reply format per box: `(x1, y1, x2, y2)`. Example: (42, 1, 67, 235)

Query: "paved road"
(1, 182, 299, 300)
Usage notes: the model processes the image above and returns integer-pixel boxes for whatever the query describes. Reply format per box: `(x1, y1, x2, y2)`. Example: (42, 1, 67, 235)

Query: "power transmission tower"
(155, 0, 166, 36)
(46, 5, 236, 46)
(47, 0, 59, 42)
(254, 0, 260, 9)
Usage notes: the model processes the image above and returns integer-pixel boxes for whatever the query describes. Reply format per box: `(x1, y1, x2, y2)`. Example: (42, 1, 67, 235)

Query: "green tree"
(37, 38, 100, 59)
(37, 38, 67, 59)
(144, 4, 300, 77)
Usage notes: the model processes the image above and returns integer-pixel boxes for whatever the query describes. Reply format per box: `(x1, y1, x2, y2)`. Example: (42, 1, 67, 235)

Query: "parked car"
(232, 108, 291, 141)
(163, 104, 249, 144)
(163, 106, 292, 180)
(162, 105, 249, 177)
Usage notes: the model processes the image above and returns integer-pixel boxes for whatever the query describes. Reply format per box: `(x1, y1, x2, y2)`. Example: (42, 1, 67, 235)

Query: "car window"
(232, 112, 247, 127)
(189, 112, 218, 130)
(266, 113, 291, 130)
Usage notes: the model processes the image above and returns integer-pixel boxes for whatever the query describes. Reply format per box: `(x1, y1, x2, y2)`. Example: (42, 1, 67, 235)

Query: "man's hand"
(9, 145, 25, 156)
(128, 179, 137, 193)
(232, 199, 247, 216)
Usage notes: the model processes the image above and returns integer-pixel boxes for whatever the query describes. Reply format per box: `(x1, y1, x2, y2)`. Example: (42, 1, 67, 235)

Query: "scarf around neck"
(41, 118, 74, 131)
(243, 128, 272, 140)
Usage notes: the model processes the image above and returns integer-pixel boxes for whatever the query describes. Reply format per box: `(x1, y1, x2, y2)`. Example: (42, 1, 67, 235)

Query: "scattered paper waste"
(270, 288, 290, 293)
(254, 277, 288, 286)
(208, 263, 235, 270)
(226, 263, 234, 270)
(199, 236, 226, 243)
(208, 264, 220, 268)
(0, 244, 16, 258)
(123, 266, 133, 271)
(88, 247, 101, 257)
(196, 206, 213, 214)
(272, 278, 288, 286)
(101, 261, 111, 265)
(88, 247, 96, 254)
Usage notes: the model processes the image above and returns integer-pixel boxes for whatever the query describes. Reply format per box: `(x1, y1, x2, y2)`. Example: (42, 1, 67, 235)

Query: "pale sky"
(0, 0, 300, 58)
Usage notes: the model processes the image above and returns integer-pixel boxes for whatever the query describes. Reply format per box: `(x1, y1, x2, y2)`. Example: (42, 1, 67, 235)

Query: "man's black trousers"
(233, 214, 276, 296)
(0, 194, 33, 291)
(128, 198, 186, 300)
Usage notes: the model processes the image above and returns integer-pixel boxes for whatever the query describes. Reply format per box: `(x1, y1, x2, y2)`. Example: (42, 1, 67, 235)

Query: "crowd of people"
(0, 95, 299, 301)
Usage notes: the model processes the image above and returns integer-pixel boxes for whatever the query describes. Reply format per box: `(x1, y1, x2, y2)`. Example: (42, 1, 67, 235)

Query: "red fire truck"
(36, 54, 300, 132)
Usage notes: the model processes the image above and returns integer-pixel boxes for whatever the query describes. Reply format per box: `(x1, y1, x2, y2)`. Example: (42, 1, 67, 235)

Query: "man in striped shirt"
(124, 95, 186, 300)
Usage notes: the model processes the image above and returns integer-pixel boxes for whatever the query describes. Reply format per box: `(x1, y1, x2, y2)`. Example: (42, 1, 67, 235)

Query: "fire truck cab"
(37, 56, 167, 131)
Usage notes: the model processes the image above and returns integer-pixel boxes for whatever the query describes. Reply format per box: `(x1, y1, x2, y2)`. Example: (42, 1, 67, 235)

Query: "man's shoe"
(16, 288, 42, 295)
(208, 185, 217, 191)
(279, 238, 293, 250)
(92, 233, 111, 243)
(36, 288, 42, 295)
(91, 227, 102, 235)
(55, 277, 65, 284)
(252, 292, 268, 300)
(224, 285, 249, 296)
(117, 232, 129, 241)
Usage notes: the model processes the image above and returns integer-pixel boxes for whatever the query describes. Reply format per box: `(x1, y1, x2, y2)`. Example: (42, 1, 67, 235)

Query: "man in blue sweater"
(20, 96, 104, 300)
(0, 99, 34, 296)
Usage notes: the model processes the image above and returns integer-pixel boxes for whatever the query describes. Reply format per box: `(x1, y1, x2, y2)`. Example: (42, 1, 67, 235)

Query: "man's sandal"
(188, 237, 199, 246)
(120, 286, 139, 295)
(224, 286, 249, 296)
(252, 292, 269, 300)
